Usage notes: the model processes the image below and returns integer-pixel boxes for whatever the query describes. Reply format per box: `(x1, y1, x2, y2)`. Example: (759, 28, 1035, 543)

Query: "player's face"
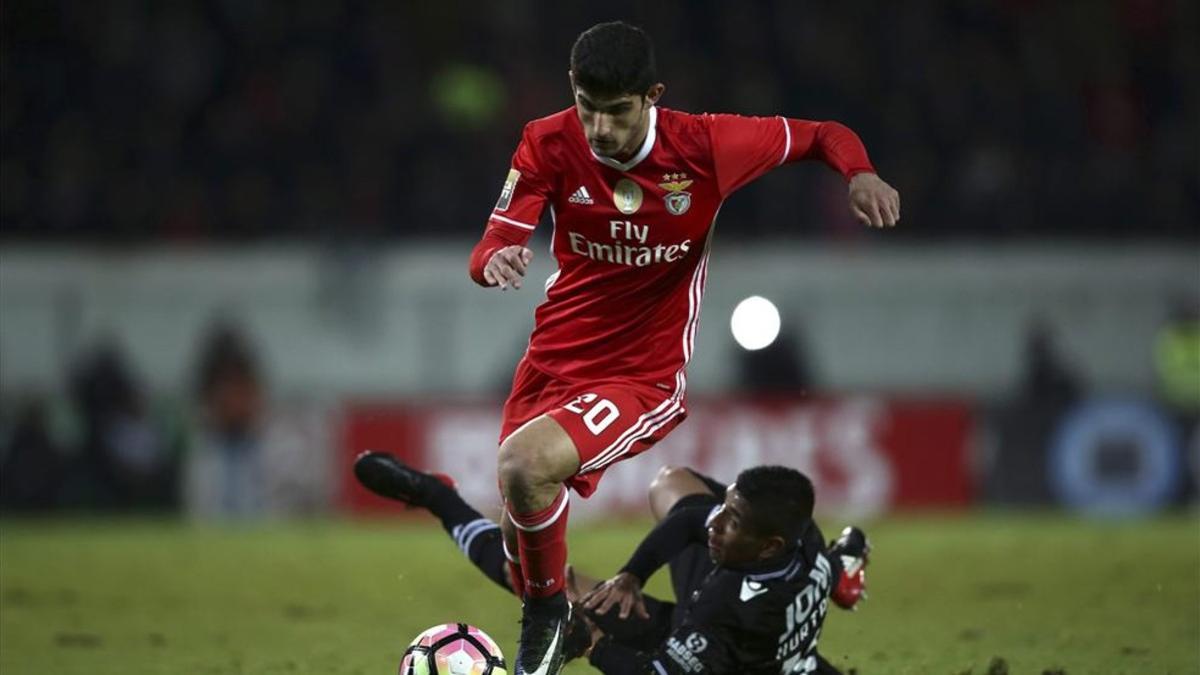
(571, 85, 656, 160)
(706, 487, 776, 568)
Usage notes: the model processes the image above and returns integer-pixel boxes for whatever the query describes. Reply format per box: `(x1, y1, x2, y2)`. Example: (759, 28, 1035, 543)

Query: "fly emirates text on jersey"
(567, 219, 693, 267)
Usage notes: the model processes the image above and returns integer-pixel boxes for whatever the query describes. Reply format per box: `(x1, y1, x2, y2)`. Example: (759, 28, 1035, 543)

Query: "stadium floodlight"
(730, 296, 781, 351)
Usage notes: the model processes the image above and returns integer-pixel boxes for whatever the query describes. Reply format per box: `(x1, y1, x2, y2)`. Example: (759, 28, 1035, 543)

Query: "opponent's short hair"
(734, 466, 815, 543)
(570, 21, 657, 98)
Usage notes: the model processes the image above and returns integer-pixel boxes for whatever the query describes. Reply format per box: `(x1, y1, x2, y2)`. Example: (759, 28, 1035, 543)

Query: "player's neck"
(611, 114, 651, 162)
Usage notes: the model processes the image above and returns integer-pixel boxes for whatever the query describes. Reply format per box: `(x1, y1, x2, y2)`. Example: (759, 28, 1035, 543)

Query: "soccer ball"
(400, 623, 507, 675)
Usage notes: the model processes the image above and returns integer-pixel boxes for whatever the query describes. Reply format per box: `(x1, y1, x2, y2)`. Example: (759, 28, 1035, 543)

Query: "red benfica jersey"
(469, 106, 873, 398)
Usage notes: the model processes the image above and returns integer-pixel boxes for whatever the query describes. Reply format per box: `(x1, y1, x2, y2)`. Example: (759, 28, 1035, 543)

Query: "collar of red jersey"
(589, 106, 658, 172)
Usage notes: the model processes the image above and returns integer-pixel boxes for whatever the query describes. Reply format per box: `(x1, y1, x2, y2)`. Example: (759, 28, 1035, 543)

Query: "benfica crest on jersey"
(659, 173, 693, 216)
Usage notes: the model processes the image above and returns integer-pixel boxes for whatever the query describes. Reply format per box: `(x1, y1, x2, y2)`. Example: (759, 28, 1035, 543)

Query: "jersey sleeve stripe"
(489, 213, 537, 230)
(778, 116, 792, 166)
(651, 661, 668, 675)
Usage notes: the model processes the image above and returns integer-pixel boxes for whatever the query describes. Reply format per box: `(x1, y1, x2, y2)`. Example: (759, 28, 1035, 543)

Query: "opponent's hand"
(848, 173, 900, 228)
(580, 571, 650, 620)
(483, 245, 534, 290)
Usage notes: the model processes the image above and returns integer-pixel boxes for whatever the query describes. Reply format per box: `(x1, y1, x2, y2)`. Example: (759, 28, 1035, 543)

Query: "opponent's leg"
(647, 465, 721, 521)
(353, 451, 512, 593)
(651, 468, 726, 630)
(497, 416, 581, 674)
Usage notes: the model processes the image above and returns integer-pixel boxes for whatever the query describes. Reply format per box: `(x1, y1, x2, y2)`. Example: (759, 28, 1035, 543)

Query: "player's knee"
(648, 465, 681, 498)
(648, 465, 687, 519)
(497, 438, 561, 497)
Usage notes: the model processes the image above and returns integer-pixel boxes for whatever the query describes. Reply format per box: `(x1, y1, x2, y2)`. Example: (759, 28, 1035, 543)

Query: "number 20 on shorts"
(564, 393, 620, 435)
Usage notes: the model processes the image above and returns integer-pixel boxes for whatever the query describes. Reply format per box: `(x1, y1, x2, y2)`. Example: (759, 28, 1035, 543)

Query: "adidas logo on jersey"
(568, 186, 594, 205)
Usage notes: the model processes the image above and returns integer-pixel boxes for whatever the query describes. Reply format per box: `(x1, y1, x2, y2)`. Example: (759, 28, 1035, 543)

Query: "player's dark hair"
(570, 21, 657, 98)
(734, 466, 815, 544)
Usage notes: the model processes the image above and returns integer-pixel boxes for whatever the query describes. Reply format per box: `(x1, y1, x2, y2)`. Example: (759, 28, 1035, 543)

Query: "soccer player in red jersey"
(467, 21, 900, 674)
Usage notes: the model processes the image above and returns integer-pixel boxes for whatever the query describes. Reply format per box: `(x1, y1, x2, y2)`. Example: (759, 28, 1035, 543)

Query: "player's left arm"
(792, 120, 900, 228)
(707, 114, 901, 228)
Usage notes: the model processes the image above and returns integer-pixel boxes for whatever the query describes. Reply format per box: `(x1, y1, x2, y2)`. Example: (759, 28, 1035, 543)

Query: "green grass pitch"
(1, 514, 1197, 674)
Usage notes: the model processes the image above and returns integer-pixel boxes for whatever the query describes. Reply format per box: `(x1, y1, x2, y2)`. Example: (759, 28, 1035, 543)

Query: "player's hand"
(848, 173, 900, 228)
(580, 571, 650, 620)
(483, 245, 534, 290)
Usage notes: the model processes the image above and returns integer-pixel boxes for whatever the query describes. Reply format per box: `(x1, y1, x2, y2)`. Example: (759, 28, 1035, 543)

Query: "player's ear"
(645, 83, 665, 106)
(759, 534, 787, 560)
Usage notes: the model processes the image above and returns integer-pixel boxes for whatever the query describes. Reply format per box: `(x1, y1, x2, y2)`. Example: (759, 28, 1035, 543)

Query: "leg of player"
(647, 465, 720, 522)
(353, 451, 513, 593)
(496, 415, 581, 675)
(499, 511, 526, 595)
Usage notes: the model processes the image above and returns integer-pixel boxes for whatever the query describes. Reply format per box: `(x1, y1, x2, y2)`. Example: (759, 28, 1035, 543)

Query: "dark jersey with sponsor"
(587, 501, 841, 675)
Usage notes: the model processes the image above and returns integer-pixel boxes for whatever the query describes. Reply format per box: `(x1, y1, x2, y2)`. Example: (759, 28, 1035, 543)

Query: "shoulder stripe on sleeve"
(778, 116, 791, 166)
(489, 213, 537, 230)
(651, 661, 668, 675)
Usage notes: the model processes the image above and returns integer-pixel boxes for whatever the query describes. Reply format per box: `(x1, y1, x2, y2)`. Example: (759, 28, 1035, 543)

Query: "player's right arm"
(467, 123, 553, 290)
(581, 503, 714, 619)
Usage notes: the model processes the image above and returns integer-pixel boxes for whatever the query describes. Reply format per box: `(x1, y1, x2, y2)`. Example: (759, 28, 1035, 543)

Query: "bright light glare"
(730, 296, 781, 351)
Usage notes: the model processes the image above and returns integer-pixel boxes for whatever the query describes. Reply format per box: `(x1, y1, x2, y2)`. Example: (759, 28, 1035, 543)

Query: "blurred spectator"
(0, 396, 66, 512)
(987, 319, 1084, 504)
(1019, 320, 1083, 406)
(66, 342, 179, 510)
(737, 327, 815, 394)
(185, 319, 266, 518)
(0, 1, 1195, 242)
(1154, 295, 1200, 411)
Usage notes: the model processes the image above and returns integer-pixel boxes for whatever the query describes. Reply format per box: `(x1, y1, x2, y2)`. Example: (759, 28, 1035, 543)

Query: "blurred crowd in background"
(2, 0, 1197, 242)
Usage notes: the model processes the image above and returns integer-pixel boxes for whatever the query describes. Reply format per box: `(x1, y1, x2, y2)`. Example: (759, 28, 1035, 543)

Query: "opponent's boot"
(829, 526, 871, 610)
(352, 450, 456, 508)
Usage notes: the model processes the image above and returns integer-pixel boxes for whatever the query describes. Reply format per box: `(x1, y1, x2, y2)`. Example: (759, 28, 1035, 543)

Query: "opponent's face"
(706, 487, 783, 568)
(571, 79, 663, 160)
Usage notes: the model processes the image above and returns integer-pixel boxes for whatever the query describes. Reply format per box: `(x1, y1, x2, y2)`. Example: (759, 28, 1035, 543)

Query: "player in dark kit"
(354, 451, 871, 674)
(468, 21, 898, 674)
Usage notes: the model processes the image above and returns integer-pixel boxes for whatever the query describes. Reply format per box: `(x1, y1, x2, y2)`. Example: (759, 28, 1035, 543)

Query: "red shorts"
(499, 357, 687, 498)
